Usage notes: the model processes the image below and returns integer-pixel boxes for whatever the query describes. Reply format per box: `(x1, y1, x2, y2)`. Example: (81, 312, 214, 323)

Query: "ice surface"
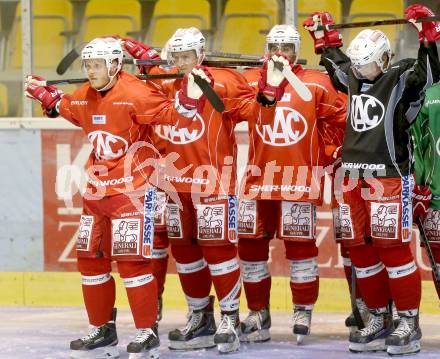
(1, 307, 439, 359)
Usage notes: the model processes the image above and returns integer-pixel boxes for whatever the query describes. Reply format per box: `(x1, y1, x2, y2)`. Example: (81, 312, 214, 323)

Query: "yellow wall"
(1, 273, 438, 314)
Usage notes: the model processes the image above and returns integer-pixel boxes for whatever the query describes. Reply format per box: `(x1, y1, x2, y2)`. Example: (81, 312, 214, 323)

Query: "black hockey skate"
(168, 295, 216, 350)
(214, 310, 241, 353)
(349, 307, 393, 353)
(70, 308, 119, 359)
(240, 306, 271, 343)
(386, 314, 422, 356)
(126, 323, 160, 359)
(292, 305, 312, 344)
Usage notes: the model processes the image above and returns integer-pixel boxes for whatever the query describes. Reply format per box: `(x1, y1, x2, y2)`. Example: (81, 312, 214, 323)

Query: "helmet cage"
(166, 27, 206, 66)
(265, 24, 301, 62)
(81, 37, 123, 91)
(347, 29, 391, 76)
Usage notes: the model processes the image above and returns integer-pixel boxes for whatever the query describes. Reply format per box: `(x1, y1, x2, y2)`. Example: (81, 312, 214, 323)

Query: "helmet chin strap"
(94, 68, 119, 92)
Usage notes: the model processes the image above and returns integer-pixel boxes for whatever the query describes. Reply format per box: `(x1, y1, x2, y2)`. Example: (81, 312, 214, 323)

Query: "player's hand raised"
(303, 12, 342, 54)
(405, 4, 440, 43)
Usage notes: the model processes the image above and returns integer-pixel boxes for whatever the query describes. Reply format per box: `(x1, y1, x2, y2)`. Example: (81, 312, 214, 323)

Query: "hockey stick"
(416, 217, 440, 290)
(42, 72, 224, 113)
(124, 58, 267, 68)
(56, 42, 88, 75)
(43, 73, 184, 86)
(273, 61, 312, 102)
(318, 15, 440, 31)
(193, 74, 225, 113)
(201, 51, 307, 65)
(350, 265, 365, 330)
(57, 46, 307, 75)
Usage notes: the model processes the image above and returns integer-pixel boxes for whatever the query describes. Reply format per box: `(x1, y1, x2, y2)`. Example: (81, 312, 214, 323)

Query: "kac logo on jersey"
(350, 94, 385, 132)
(155, 114, 205, 144)
(88, 131, 129, 160)
(256, 107, 308, 146)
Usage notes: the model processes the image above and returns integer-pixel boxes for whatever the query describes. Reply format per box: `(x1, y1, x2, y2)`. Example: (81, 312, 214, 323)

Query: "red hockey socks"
(77, 257, 115, 327)
(379, 245, 421, 312)
(238, 237, 271, 311)
(152, 231, 169, 298)
(118, 261, 158, 329)
(171, 243, 212, 310)
(285, 241, 319, 305)
(202, 244, 241, 312)
(349, 244, 391, 309)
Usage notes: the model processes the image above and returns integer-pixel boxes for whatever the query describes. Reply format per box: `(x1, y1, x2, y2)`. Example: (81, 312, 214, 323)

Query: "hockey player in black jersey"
(305, 3, 440, 356)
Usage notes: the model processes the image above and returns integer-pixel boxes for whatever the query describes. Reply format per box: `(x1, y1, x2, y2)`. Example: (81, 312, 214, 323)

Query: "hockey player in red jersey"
(305, 3, 440, 355)
(24, 37, 196, 359)
(123, 26, 290, 353)
(237, 24, 346, 344)
(121, 39, 173, 325)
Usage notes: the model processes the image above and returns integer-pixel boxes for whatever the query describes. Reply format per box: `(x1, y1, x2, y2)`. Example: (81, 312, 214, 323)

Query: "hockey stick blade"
(56, 43, 87, 75)
(417, 218, 440, 289)
(274, 61, 312, 102)
(192, 74, 225, 113)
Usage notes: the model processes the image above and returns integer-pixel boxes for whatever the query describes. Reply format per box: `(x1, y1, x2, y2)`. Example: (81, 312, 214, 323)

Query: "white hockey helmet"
(346, 29, 391, 79)
(81, 37, 123, 90)
(166, 27, 206, 64)
(266, 24, 301, 61)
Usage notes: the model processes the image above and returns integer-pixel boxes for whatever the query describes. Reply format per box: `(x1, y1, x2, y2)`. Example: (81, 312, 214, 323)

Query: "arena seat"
(81, 0, 141, 43)
(297, 0, 341, 66)
(345, 0, 404, 53)
(9, 0, 72, 69)
(147, 0, 210, 48)
(216, 0, 279, 55)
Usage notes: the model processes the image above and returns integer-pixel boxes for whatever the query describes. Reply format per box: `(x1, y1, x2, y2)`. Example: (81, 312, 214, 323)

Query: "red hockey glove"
(412, 184, 432, 220)
(24, 75, 63, 118)
(405, 4, 440, 43)
(177, 66, 213, 114)
(303, 12, 343, 54)
(258, 54, 290, 101)
(123, 38, 161, 74)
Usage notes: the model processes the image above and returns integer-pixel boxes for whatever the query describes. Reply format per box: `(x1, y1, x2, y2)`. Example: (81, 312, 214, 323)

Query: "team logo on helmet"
(256, 107, 307, 146)
(155, 113, 205, 144)
(350, 94, 385, 132)
(87, 130, 129, 160)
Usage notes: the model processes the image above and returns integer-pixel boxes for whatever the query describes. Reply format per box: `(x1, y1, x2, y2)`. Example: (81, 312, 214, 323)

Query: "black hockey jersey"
(321, 43, 440, 178)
